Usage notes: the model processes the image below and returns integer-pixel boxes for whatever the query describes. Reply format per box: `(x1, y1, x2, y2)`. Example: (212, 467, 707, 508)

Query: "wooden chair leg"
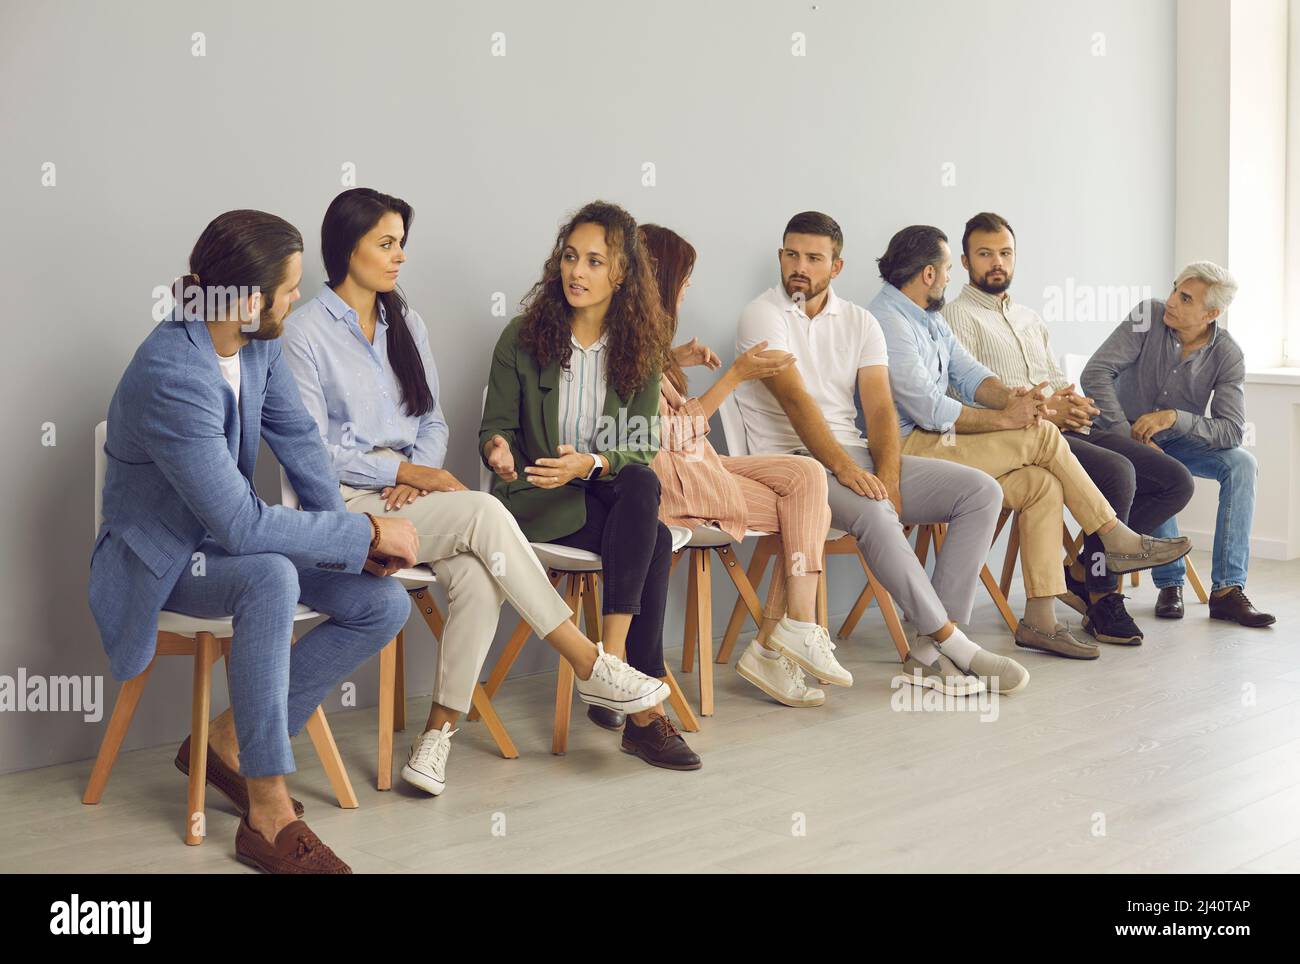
(714, 545, 764, 628)
(660, 665, 700, 732)
(185, 632, 217, 846)
(1186, 556, 1210, 603)
(981, 564, 1019, 633)
(816, 569, 829, 629)
(410, 587, 445, 639)
(393, 629, 406, 732)
(1130, 571, 1140, 587)
(552, 574, 581, 755)
(470, 683, 519, 759)
(305, 705, 358, 809)
(83, 657, 156, 805)
(682, 549, 700, 673)
(999, 513, 1021, 598)
(694, 549, 715, 716)
(468, 615, 533, 722)
(376, 637, 397, 791)
(717, 535, 776, 664)
(864, 572, 910, 662)
(914, 524, 933, 567)
(837, 582, 875, 639)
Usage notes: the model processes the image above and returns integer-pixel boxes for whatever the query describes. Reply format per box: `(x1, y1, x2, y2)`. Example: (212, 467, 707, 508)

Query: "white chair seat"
(532, 527, 693, 572)
(157, 603, 320, 637)
(530, 542, 603, 572)
(393, 564, 437, 587)
(685, 525, 772, 548)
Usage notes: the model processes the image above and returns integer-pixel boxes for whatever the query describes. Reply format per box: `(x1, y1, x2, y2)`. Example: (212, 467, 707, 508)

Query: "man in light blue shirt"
(871, 225, 1190, 661)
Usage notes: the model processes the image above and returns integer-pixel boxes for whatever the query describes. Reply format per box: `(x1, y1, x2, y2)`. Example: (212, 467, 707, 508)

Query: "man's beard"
(243, 312, 283, 341)
(783, 274, 828, 304)
(974, 269, 1012, 296)
(925, 289, 946, 312)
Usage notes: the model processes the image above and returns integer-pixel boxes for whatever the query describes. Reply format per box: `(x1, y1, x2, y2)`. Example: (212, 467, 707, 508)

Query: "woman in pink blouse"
(640, 224, 849, 708)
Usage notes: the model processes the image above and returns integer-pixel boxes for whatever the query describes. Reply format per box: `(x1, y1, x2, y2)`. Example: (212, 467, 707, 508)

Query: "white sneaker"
(401, 722, 455, 796)
(575, 642, 669, 713)
(768, 619, 853, 687)
(737, 642, 825, 707)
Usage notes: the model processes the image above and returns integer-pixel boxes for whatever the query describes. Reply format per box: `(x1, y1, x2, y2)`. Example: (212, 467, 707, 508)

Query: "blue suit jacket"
(89, 314, 373, 681)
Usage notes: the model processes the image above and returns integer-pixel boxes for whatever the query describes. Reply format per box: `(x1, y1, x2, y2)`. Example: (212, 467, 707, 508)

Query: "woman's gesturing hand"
(525, 444, 595, 489)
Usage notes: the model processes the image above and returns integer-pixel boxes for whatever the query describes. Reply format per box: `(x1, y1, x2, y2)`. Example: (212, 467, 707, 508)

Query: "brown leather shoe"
(1155, 585, 1184, 619)
(235, 817, 352, 874)
(621, 715, 702, 770)
(175, 736, 304, 818)
(1209, 587, 1276, 628)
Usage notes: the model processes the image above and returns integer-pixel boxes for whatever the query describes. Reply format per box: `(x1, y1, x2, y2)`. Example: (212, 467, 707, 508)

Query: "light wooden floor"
(3, 549, 1298, 874)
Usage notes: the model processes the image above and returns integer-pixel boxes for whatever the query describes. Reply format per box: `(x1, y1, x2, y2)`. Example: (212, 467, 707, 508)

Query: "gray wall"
(0, 0, 1175, 774)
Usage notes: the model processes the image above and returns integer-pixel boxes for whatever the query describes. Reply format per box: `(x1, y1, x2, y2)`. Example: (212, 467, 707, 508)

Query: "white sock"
(780, 616, 818, 633)
(936, 627, 981, 672)
(756, 641, 781, 659)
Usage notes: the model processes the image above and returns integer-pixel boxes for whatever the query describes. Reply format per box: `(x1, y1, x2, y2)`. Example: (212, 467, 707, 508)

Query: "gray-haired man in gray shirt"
(1082, 263, 1274, 627)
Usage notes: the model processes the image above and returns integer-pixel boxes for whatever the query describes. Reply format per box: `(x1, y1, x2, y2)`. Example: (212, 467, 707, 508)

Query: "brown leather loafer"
(1209, 587, 1276, 628)
(175, 737, 304, 818)
(1155, 585, 1184, 619)
(235, 817, 352, 874)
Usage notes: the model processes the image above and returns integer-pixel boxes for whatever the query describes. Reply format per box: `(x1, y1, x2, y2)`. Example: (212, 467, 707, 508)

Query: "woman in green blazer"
(480, 200, 700, 771)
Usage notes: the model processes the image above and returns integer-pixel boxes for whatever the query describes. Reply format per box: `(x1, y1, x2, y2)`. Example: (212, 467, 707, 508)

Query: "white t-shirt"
(217, 351, 241, 405)
(734, 285, 888, 454)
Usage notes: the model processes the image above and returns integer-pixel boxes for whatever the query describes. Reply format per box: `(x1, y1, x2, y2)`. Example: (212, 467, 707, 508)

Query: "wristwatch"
(584, 453, 603, 481)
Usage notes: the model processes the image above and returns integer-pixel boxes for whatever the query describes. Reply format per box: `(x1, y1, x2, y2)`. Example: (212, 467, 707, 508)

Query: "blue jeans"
(163, 538, 411, 778)
(1149, 438, 1258, 592)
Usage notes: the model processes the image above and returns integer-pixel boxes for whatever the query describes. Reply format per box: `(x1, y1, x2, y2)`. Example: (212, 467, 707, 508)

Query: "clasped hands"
(1003, 382, 1099, 431)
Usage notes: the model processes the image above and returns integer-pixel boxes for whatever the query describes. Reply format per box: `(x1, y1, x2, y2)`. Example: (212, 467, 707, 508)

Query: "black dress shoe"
(587, 704, 626, 731)
(1155, 585, 1184, 619)
(621, 715, 702, 771)
(1209, 587, 1276, 628)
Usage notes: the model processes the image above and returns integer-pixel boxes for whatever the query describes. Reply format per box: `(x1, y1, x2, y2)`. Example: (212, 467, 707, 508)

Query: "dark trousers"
(1064, 429, 1195, 593)
(551, 463, 670, 678)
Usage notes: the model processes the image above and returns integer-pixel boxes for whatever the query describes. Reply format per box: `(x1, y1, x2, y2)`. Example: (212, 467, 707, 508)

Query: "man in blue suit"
(90, 210, 419, 873)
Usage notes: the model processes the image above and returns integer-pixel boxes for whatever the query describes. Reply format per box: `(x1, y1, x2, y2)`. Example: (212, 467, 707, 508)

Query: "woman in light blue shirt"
(283, 189, 670, 798)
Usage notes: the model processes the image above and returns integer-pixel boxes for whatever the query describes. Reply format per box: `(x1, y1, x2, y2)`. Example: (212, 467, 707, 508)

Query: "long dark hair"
(321, 188, 433, 418)
(638, 223, 696, 396)
(518, 200, 670, 400)
(178, 209, 302, 323)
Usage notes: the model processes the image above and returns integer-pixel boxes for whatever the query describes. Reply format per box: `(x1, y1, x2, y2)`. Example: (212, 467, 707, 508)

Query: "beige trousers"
(901, 422, 1116, 598)
(341, 452, 573, 714)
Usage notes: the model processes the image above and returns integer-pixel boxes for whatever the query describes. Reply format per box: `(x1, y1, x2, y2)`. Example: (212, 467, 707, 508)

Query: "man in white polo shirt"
(734, 212, 1029, 695)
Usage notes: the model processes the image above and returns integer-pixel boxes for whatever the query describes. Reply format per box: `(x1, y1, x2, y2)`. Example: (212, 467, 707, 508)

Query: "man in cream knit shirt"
(942, 212, 1195, 645)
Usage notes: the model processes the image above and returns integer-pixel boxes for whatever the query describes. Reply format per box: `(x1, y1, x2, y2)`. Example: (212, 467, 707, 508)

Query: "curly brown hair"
(518, 200, 671, 399)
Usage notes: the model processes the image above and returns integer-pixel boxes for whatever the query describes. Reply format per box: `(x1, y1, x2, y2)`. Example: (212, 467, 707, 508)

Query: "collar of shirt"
(1161, 314, 1220, 354)
(959, 282, 1014, 314)
(772, 283, 843, 320)
(317, 283, 390, 332)
(570, 329, 608, 353)
(876, 281, 942, 333)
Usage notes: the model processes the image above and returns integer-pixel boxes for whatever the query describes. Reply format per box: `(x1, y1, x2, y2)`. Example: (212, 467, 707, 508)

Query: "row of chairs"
(83, 380, 1206, 845)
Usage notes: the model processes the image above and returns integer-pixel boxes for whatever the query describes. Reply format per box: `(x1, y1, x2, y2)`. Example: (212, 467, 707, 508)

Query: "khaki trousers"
(901, 422, 1116, 598)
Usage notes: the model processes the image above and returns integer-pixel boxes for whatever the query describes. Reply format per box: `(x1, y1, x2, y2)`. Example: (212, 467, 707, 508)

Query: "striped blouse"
(556, 331, 608, 454)
(941, 283, 1070, 393)
(651, 376, 748, 541)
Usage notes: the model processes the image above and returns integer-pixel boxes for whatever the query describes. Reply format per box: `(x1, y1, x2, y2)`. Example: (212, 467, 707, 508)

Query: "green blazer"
(479, 315, 663, 543)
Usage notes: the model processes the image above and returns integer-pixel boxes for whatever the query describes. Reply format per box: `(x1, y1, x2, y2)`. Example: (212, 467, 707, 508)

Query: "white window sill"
(1245, 367, 1300, 386)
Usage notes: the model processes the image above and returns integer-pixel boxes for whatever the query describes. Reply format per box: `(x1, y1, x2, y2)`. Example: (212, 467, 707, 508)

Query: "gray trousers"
(815, 446, 1003, 635)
